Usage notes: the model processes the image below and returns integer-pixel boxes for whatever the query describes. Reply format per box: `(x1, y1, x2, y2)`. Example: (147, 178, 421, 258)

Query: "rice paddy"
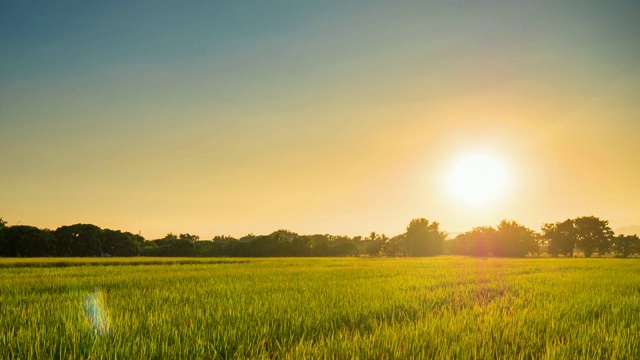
(1, 257, 638, 359)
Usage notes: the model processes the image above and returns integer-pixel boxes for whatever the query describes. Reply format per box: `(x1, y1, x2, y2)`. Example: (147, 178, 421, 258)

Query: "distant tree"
(163, 233, 179, 242)
(308, 235, 331, 256)
(492, 220, 538, 257)
(451, 226, 496, 256)
(541, 220, 576, 257)
(404, 218, 445, 256)
(153, 233, 196, 256)
(0, 225, 56, 257)
(212, 235, 237, 244)
(381, 234, 406, 257)
(194, 240, 229, 257)
(140, 241, 158, 256)
(179, 233, 200, 242)
(573, 216, 613, 257)
(286, 236, 305, 256)
(611, 234, 640, 258)
(54, 224, 104, 257)
(0, 219, 6, 256)
(171, 238, 196, 256)
(329, 235, 352, 246)
(102, 229, 141, 256)
(330, 242, 359, 257)
(363, 232, 385, 256)
(239, 234, 257, 243)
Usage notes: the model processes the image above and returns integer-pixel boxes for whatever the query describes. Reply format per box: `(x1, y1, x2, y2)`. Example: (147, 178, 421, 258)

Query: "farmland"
(1, 257, 639, 359)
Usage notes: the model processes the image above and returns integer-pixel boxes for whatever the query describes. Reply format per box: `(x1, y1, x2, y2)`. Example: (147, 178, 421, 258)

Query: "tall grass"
(1, 257, 638, 359)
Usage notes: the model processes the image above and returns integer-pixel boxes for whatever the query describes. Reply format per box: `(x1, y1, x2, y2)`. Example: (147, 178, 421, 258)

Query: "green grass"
(0, 257, 247, 268)
(1, 257, 639, 359)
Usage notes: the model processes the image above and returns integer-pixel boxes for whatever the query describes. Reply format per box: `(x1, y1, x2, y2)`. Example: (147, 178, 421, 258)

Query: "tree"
(492, 220, 538, 257)
(451, 226, 496, 256)
(0, 225, 56, 257)
(404, 218, 446, 256)
(54, 224, 104, 257)
(140, 241, 160, 256)
(541, 220, 576, 257)
(381, 234, 406, 257)
(170, 238, 196, 257)
(152, 233, 197, 256)
(179, 233, 200, 242)
(102, 229, 141, 256)
(573, 216, 613, 257)
(330, 243, 360, 257)
(611, 234, 640, 258)
(363, 232, 385, 256)
(0, 218, 6, 256)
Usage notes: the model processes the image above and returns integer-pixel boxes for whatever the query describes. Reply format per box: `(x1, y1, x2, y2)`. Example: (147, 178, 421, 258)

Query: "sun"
(446, 153, 507, 206)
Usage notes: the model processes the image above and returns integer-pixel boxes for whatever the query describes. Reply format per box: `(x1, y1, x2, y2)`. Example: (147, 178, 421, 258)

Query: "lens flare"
(83, 290, 110, 336)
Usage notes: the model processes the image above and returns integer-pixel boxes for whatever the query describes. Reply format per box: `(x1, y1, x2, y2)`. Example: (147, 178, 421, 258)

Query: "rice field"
(1, 257, 639, 359)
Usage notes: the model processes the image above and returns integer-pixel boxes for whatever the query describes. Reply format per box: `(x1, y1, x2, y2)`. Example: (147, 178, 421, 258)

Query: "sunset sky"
(2, 1, 639, 239)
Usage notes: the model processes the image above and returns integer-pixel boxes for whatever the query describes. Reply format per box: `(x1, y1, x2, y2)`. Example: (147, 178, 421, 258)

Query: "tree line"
(0, 216, 638, 258)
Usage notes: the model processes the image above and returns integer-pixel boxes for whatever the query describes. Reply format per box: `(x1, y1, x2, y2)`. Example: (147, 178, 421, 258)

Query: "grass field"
(1, 257, 639, 359)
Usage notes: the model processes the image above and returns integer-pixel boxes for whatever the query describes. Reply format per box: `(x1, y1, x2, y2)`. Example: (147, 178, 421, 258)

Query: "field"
(1, 257, 639, 359)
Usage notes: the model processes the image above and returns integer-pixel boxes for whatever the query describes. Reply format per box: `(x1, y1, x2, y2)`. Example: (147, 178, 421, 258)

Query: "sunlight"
(447, 153, 507, 207)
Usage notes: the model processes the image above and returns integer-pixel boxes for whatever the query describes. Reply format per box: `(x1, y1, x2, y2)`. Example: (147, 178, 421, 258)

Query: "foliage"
(573, 216, 614, 257)
(102, 229, 142, 257)
(450, 226, 496, 256)
(0, 215, 632, 258)
(451, 220, 538, 257)
(0, 225, 56, 257)
(492, 220, 539, 257)
(54, 224, 105, 257)
(381, 234, 406, 257)
(1, 257, 639, 358)
(540, 216, 614, 258)
(542, 219, 577, 257)
(404, 218, 446, 256)
(611, 234, 640, 258)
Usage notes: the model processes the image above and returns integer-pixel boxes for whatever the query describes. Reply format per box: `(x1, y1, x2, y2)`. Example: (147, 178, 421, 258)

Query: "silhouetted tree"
(179, 233, 200, 242)
(102, 229, 141, 256)
(171, 238, 196, 256)
(611, 234, 639, 258)
(573, 216, 613, 257)
(330, 242, 359, 257)
(363, 232, 385, 256)
(194, 240, 221, 257)
(0, 225, 56, 257)
(54, 224, 104, 257)
(404, 218, 445, 256)
(381, 234, 406, 257)
(492, 220, 538, 257)
(309, 235, 331, 256)
(151, 233, 197, 256)
(141, 241, 160, 256)
(451, 226, 496, 256)
(542, 220, 576, 257)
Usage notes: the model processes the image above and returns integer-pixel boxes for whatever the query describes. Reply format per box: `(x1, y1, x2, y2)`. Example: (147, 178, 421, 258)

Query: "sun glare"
(447, 153, 507, 207)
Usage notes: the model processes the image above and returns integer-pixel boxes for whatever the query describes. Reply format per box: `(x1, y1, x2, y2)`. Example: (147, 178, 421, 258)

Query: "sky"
(2, 1, 639, 239)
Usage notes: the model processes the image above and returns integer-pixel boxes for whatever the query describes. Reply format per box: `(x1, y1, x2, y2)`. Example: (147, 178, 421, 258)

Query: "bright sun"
(447, 153, 507, 207)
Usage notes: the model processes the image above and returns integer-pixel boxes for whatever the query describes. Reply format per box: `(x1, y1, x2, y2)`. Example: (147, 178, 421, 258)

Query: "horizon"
(2, 1, 640, 239)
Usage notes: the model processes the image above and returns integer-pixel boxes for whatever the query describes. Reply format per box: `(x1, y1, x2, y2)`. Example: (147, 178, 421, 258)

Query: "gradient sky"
(2, 1, 639, 239)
